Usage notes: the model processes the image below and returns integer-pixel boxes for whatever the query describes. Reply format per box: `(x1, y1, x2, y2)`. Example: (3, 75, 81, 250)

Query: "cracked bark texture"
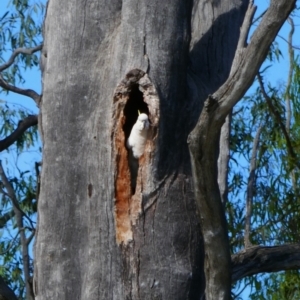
(232, 244, 300, 282)
(35, 0, 247, 299)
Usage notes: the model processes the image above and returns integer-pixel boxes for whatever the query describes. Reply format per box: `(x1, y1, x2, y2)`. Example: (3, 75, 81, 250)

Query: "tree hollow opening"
(123, 84, 149, 143)
(112, 70, 159, 245)
(123, 84, 149, 194)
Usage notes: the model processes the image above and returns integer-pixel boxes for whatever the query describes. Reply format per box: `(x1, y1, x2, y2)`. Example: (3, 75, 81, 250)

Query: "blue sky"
(0, 0, 43, 176)
(0, 0, 299, 299)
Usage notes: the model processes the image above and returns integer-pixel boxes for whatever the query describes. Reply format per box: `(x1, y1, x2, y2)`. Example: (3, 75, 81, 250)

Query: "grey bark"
(34, 0, 295, 300)
(218, 113, 231, 206)
(232, 244, 300, 282)
(284, 18, 297, 190)
(188, 1, 296, 299)
(35, 1, 206, 299)
(285, 18, 294, 134)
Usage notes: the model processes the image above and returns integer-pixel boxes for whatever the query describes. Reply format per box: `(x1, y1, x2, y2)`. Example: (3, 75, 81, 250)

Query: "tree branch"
(0, 115, 38, 152)
(0, 167, 26, 217)
(244, 125, 262, 248)
(251, 10, 266, 25)
(216, 0, 296, 119)
(229, 1, 257, 77)
(285, 17, 294, 134)
(0, 45, 42, 106)
(26, 230, 35, 246)
(0, 231, 20, 255)
(35, 161, 41, 203)
(188, 1, 296, 299)
(237, 1, 256, 50)
(257, 74, 299, 169)
(0, 162, 33, 300)
(277, 34, 300, 51)
(0, 44, 43, 72)
(232, 244, 300, 282)
(218, 112, 231, 206)
(0, 75, 41, 105)
(284, 18, 298, 191)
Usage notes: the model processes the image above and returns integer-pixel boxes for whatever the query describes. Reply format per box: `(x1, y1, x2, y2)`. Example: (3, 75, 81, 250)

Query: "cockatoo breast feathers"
(127, 113, 149, 158)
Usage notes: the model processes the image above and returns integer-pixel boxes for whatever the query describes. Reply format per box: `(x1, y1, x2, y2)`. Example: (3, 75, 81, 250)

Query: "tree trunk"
(34, 0, 247, 299)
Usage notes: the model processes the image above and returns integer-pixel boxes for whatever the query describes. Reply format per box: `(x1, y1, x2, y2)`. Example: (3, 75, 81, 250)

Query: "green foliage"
(229, 45, 300, 298)
(0, 1, 299, 300)
(0, 0, 44, 298)
(0, 102, 40, 299)
(0, 0, 45, 86)
(263, 271, 300, 300)
(0, 102, 38, 152)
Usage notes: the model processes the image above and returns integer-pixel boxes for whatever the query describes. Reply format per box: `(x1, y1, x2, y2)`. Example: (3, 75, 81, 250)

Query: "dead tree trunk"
(34, 0, 248, 299)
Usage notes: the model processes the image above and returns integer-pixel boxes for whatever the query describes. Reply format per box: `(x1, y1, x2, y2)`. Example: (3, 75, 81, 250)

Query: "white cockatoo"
(127, 113, 150, 158)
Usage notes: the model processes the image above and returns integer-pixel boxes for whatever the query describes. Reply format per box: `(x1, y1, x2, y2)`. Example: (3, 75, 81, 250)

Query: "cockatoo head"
(136, 113, 150, 131)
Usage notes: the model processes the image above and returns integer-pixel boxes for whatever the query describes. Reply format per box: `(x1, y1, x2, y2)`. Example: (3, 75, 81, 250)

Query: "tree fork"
(188, 0, 296, 299)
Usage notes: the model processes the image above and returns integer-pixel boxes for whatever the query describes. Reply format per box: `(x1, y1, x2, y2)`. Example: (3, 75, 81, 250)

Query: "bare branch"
(285, 17, 294, 133)
(0, 115, 38, 152)
(232, 244, 300, 282)
(215, 0, 296, 119)
(0, 231, 20, 255)
(0, 45, 42, 107)
(229, 2, 257, 78)
(283, 18, 298, 190)
(244, 125, 262, 248)
(252, 10, 267, 25)
(277, 35, 300, 51)
(188, 1, 296, 298)
(0, 74, 41, 105)
(237, 1, 257, 50)
(257, 74, 299, 169)
(0, 44, 43, 72)
(0, 166, 35, 231)
(0, 165, 26, 216)
(0, 162, 33, 300)
(218, 112, 231, 206)
(26, 230, 35, 246)
(35, 161, 41, 203)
